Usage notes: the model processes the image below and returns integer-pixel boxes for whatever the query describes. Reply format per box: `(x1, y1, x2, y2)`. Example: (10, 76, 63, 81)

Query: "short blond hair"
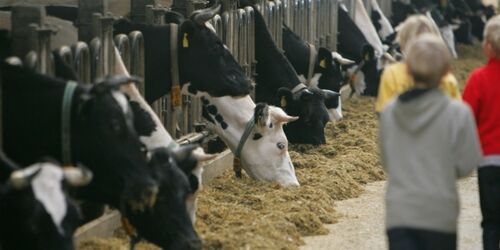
(484, 15, 500, 54)
(405, 34, 451, 87)
(397, 15, 441, 53)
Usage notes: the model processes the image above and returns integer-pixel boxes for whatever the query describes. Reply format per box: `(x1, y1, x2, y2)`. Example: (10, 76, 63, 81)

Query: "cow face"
(2, 63, 159, 211)
(195, 92, 300, 186)
(315, 48, 344, 121)
(72, 81, 159, 210)
(178, 5, 253, 97)
(239, 103, 299, 185)
(278, 88, 333, 144)
(0, 163, 91, 250)
(125, 147, 202, 250)
(347, 45, 382, 97)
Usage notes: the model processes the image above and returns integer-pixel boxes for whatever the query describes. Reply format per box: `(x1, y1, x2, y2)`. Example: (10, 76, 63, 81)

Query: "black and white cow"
(236, 2, 336, 145)
(0, 155, 91, 250)
(51, 52, 205, 248)
(113, 5, 300, 186)
(337, 5, 382, 96)
(1, 61, 158, 213)
(282, 24, 346, 121)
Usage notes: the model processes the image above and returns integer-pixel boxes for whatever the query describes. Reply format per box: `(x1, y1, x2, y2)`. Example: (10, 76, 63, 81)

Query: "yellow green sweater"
(375, 62, 461, 112)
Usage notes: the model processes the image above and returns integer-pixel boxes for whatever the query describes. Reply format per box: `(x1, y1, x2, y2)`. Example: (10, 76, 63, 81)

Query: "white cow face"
(240, 105, 299, 186)
(186, 87, 300, 187)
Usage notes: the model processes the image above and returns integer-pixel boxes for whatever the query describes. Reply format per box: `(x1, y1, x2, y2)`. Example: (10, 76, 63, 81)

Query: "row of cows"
(0, 0, 496, 249)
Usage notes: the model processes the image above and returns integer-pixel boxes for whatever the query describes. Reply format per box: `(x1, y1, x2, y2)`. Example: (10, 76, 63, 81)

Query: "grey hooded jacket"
(379, 88, 482, 233)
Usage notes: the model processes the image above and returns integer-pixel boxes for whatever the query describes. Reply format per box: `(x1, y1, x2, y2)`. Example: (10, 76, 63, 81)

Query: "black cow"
(0, 154, 91, 250)
(237, 1, 335, 145)
(51, 54, 203, 249)
(113, 5, 252, 104)
(1, 62, 158, 212)
(337, 6, 381, 96)
(282, 24, 344, 121)
(122, 145, 202, 250)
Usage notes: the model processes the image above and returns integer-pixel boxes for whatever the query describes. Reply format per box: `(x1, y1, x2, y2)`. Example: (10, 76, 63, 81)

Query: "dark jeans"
(478, 167, 500, 250)
(387, 227, 456, 250)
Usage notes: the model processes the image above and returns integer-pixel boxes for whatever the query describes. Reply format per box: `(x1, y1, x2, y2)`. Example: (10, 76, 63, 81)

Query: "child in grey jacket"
(379, 34, 482, 250)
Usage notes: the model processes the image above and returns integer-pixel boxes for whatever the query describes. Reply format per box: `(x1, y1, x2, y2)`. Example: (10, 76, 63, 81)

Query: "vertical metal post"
(129, 31, 145, 96)
(91, 13, 115, 77)
(72, 41, 91, 83)
(11, 4, 46, 59)
(77, 0, 108, 43)
(29, 24, 55, 75)
(131, 0, 156, 23)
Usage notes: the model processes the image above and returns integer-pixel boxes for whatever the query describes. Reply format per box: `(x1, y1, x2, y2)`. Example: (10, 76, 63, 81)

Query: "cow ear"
(254, 103, 270, 128)
(277, 87, 293, 109)
(317, 47, 333, 69)
(361, 45, 375, 62)
(92, 75, 142, 94)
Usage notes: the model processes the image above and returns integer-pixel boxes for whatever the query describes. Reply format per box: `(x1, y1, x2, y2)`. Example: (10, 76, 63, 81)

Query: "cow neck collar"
(306, 43, 317, 85)
(234, 114, 255, 159)
(61, 81, 78, 165)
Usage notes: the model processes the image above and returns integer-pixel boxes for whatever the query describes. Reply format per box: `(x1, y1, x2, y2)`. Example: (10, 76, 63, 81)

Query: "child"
(375, 15, 461, 113)
(462, 15, 500, 250)
(379, 34, 482, 250)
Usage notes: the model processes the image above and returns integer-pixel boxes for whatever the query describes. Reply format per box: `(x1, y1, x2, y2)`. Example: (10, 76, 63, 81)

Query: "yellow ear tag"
(182, 33, 189, 48)
(280, 96, 287, 108)
(319, 59, 327, 69)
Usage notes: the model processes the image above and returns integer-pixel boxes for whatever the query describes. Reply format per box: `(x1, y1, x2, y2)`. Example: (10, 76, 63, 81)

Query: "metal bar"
(89, 37, 102, 81)
(11, 4, 46, 58)
(77, 0, 108, 43)
(129, 31, 145, 96)
(114, 34, 130, 70)
(72, 41, 91, 83)
(57, 45, 74, 68)
(130, 0, 156, 23)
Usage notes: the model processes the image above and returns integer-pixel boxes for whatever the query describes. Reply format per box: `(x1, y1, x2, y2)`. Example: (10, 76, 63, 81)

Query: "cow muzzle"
(127, 185, 159, 212)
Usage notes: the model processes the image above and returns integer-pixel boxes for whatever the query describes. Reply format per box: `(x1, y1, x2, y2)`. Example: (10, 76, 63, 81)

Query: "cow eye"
(277, 142, 285, 150)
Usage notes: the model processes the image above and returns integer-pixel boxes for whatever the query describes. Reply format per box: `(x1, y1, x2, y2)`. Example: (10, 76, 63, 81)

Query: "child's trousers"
(478, 166, 500, 250)
(387, 227, 456, 250)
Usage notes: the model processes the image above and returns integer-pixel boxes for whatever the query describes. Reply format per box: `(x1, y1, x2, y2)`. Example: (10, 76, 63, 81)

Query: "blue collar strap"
(235, 115, 256, 159)
(61, 81, 78, 165)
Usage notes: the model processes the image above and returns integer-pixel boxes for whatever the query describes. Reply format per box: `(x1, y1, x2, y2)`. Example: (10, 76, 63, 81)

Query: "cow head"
(345, 45, 382, 97)
(0, 163, 91, 250)
(314, 48, 344, 121)
(277, 87, 334, 144)
(178, 4, 253, 97)
(71, 77, 159, 210)
(2, 62, 160, 211)
(125, 146, 202, 250)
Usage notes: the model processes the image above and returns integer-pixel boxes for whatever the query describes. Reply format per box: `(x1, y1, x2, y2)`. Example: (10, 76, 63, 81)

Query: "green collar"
(61, 81, 78, 165)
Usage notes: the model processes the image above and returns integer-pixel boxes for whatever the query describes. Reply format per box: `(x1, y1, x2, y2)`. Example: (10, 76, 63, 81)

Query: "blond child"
(463, 15, 500, 250)
(375, 15, 461, 113)
(379, 34, 482, 250)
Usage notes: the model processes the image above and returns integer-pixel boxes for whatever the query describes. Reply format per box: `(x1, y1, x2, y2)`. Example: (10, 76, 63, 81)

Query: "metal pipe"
(114, 34, 130, 70)
(129, 31, 145, 96)
(72, 41, 91, 83)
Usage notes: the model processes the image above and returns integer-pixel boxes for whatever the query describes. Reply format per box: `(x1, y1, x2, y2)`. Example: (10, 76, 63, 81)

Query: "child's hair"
(405, 34, 451, 87)
(484, 15, 500, 55)
(397, 15, 441, 54)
